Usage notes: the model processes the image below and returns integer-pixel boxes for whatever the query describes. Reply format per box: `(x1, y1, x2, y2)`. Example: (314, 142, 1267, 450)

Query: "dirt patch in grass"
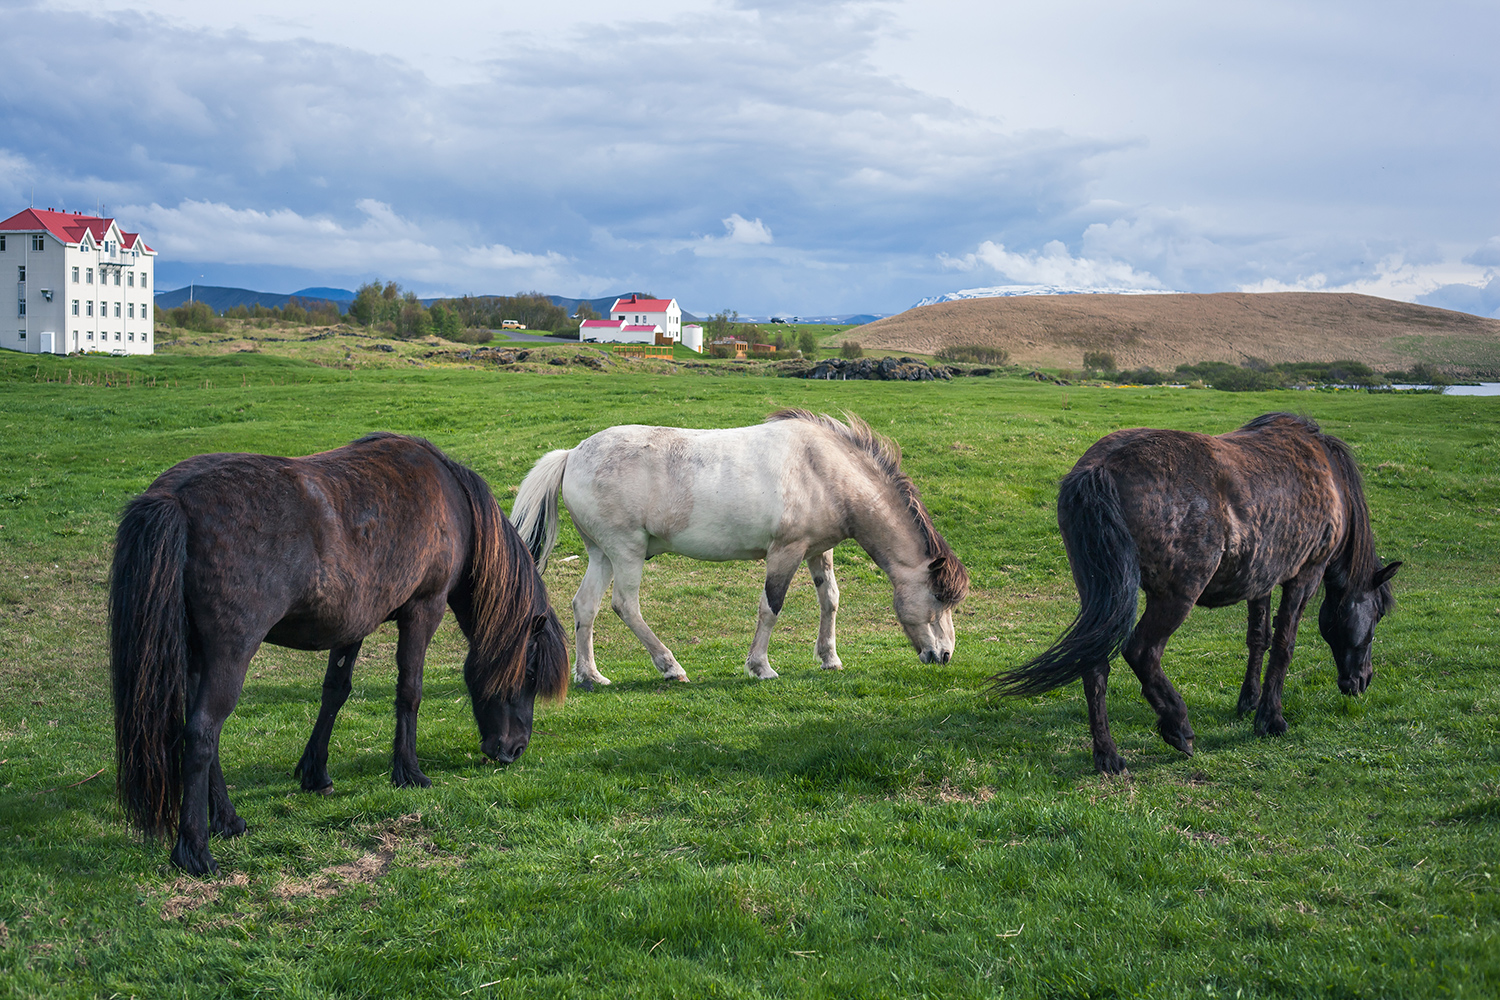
(159, 872, 250, 920)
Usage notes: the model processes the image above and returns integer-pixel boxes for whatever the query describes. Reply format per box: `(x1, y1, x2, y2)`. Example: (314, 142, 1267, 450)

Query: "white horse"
(510, 409, 970, 685)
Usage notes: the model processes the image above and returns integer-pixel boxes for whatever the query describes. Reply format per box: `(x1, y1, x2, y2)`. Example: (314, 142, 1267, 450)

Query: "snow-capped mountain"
(912, 285, 1183, 308)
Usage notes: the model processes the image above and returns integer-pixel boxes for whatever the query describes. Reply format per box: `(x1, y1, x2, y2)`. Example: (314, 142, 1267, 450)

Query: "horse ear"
(1372, 561, 1401, 587)
(928, 556, 947, 573)
(531, 613, 549, 634)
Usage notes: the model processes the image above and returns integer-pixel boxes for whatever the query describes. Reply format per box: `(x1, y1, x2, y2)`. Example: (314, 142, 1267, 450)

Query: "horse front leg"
(391, 599, 445, 788)
(745, 544, 809, 680)
(1237, 596, 1272, 715)
(172, 643, 255, 874)
(294, 640, 363, 792)
(609, 548, 688, 682)
(808, 549, 843, 671)
(1122, 595, 1197, 759)
(570, 542, 613, 688)
(1255, 572, 1321, 737)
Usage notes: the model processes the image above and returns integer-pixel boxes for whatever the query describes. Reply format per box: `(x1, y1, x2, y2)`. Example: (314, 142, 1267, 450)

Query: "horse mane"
(1237, 414, 1385, 601)
(765, 409, 970, 604)
(380, 436, 567, 702)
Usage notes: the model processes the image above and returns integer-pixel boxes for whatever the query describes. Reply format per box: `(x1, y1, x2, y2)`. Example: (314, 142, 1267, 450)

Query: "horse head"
(1319, 560, 1400, 695)
(892, 554, 969, 665)
(470, 608, 569, 764)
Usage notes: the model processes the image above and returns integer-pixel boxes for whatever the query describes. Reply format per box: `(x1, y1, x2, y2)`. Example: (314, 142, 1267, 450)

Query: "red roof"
(0, 207, 154, 254)
(610, 295, 676, 313)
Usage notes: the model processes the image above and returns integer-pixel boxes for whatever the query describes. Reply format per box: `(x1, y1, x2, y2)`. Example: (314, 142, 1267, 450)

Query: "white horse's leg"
(745, 544, 809, 680)
(608, 545, 689, 682)
(808, 549, 843, 671)
(571, 542, 614, 687)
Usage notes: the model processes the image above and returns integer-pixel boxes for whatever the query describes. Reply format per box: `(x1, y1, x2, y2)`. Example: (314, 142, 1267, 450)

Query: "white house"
(580, 317, 668, 345)
(0, 208, 157, 355)
(610, 294, 681, 343)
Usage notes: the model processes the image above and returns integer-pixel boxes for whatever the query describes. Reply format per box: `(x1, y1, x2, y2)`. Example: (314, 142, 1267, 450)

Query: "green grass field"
(1, 348, 1496, 998)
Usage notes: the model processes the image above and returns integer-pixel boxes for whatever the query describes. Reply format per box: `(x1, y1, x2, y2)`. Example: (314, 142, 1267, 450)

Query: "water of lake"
(1390, 383, 1500, 396)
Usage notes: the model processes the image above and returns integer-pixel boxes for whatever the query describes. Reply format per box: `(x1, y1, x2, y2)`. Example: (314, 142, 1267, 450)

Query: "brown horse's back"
(154, 437, 470, 651)
(1077, 416, 1343, 607)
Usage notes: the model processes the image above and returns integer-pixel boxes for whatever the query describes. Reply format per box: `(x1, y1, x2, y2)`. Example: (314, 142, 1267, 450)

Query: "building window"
(115, 332, 121, 341)
(129, 332, 135, 341)
(72, 300, 79, 316)
(18, 329, 24, 340)
(72, 267, 79, 283)
(128, 271, 135, 287)
(113, 270, 121, 286)
(0, 235, 6, 251)
(31, 235, 44, 251)
(114, 302, 121, 318)
(86, 301, 93, 317)
(86, 268, 93, 284)
(17, 265, 24, 282)
(128, 303, 135, 318)
(17, 298, 24, 317)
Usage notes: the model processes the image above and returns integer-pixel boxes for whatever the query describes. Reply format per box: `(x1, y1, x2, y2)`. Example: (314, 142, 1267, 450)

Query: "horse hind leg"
(1237, 596, 1272, 715)
(294, 640, 363, 792)
(608, 546, 688, 682)
(1083, 661, 1128, 775)
(172, 640, 256, 874)
(808, 550, 843, 671)
(571, 542, 614, 688)
(1122, 595, 1196, 759)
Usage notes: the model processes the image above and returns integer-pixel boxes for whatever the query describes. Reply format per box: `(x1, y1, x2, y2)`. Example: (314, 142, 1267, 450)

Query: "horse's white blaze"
(511, 413, 967, 683)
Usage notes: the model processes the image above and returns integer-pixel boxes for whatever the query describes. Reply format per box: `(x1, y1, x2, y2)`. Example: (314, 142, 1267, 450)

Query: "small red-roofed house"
(0, 207, 157, 355)
(609, 294, 681, 344)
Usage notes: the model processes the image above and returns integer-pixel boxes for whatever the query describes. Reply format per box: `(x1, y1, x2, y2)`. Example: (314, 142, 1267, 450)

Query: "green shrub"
(166, 301, 224, 333)
(935, 344, 1010, 365)
(840, 340, 865, 359)
(1082, 350, 1115, 372)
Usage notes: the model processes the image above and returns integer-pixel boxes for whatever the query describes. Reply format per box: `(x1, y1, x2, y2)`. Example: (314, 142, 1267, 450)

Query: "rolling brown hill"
(849, 292, 1500, 375)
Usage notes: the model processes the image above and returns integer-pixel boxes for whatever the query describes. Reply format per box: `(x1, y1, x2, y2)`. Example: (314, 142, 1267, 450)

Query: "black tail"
(992, 465, 1140, 695)
(110, 493, 191, 838)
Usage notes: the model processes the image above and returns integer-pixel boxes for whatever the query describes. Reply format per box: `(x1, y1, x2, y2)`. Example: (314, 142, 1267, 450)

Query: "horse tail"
(510, 448, 570, 572)
(110, 492, 191, 839)
(991, 464, 1140, 696)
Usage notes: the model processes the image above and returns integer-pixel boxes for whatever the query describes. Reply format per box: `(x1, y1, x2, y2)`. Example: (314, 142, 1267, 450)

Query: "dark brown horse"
(994, 413, 1399, 774)
(110, 433, 568, 873)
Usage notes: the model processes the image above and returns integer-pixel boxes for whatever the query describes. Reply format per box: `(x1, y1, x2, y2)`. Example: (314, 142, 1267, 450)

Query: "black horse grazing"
(110, 433, 569, 873)
(994, 413, 1399, 774)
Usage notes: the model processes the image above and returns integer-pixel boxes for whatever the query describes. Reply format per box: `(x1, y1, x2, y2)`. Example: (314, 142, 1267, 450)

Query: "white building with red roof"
(0, 207, 157, 355)
(610, 294, 681, 344)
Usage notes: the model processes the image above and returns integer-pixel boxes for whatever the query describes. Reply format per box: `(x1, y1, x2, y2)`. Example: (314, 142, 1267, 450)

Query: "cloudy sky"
(4, 0, 1497, 316)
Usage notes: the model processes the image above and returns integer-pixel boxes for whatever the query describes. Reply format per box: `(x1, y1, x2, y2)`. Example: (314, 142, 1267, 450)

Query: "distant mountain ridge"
(154, 285, 355, 313)
(912, 284, 1183, 308)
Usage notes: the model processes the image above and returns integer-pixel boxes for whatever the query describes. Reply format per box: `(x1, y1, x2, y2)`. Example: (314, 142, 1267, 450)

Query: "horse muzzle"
(481, 735, 529, 765)
(1338, 667, 1374, 696)
(919, 648, 953, 665)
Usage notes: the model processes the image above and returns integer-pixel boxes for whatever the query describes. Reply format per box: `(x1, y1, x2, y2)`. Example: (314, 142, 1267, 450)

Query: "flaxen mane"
(765, 409, 970, 604)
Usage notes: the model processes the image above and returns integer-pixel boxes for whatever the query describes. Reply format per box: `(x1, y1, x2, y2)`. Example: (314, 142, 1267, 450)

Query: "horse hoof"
(1255, 715, 1289, 737)
(1236, 694, 1259, 716)
(170, 841, 219, 875)
(391, 767, 432, 789)
(1094, 752, 1130, 776)
(213, 815, 248, 838)
(821, 659, 844, 671)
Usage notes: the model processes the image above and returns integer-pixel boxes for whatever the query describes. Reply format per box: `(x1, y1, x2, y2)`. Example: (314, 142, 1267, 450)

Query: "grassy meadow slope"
(850, 293, 1500, 376)
(0, 348, 1496, 998)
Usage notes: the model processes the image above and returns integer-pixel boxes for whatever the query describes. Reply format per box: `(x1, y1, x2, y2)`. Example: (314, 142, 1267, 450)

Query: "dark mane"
(393, 435, 567, 702)
(766, 408, 970, 604)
